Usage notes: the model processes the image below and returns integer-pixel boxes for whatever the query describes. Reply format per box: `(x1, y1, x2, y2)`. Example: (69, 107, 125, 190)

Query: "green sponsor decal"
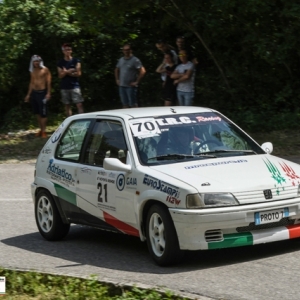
(54, 183, 77, 206)
(208, 232, 253, 249)
(263, 158, 286, 195)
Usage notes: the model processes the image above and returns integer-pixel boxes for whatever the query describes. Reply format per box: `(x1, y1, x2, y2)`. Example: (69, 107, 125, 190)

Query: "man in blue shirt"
(57, 43, 84, 117)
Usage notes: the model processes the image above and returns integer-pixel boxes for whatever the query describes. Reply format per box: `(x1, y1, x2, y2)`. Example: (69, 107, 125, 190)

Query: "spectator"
(155, 39, 178, 83)
(156, 51, 177, 106)
(115, 44, 146, 108)
(175, 36, 198, 65)
(24, 55, 51, 138)
(57, 43, 84, 117)
(171, 49, 195, 106)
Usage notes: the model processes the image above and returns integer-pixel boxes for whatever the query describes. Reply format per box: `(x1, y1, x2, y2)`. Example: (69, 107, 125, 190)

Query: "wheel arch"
(140, 199, 170, 239)
(35, 187, 69, 224)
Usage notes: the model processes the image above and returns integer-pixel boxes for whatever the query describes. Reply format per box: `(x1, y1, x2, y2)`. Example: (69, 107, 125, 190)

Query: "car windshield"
(130, 112, 265, 165)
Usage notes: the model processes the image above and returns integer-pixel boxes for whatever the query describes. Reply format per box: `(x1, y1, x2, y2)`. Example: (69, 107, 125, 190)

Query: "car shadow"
(2, 224, 300, 274)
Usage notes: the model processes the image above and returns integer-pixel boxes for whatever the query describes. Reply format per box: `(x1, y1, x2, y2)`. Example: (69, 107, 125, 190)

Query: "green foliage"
(1, 0, 300, 132)
(0, 267, 187, 299)
(0, 104, 64, 132)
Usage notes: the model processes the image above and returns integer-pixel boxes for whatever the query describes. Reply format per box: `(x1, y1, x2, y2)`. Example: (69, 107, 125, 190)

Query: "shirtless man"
(24, 55, 51, 138)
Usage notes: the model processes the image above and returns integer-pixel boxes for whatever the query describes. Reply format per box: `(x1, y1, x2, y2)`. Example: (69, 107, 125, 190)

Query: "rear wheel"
(35, 190, 70, 240)
(146, 204, 183, 266)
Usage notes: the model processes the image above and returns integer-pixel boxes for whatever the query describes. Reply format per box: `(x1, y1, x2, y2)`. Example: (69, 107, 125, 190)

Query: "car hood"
(150, 154, 300, 204)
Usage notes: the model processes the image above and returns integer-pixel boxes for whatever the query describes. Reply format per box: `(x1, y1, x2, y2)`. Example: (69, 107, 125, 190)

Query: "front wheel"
(146, 204, 183, 266)
(35, 190, 70, 241)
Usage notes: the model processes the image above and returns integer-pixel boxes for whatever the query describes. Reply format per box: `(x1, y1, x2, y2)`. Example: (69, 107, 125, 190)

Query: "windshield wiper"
(147, 153, 216, 161)
(195, 149, 257, 155)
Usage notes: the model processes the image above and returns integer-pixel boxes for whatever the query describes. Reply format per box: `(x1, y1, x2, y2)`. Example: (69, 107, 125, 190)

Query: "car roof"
(66, 106, 216, 122)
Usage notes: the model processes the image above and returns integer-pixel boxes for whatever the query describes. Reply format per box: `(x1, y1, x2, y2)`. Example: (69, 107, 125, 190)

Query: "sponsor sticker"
(143, 174, 180, 198)
(185, 159, 248, 169)
(47, 159, 75, 187)
(166, 195, 181, 205)
(0, 277, 5, 295)
(51, 128, 62, 143)
(81, 167, 92, 175)
(116, 174, 125, 191)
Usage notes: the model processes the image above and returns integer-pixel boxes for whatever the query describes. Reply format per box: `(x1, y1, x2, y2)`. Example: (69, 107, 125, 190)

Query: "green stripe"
(208, 232, 253, 249)
(54, 183, 77, 206)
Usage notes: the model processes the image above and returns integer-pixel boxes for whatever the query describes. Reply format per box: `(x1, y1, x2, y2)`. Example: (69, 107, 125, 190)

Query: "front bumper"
(169, 198, 300, 250)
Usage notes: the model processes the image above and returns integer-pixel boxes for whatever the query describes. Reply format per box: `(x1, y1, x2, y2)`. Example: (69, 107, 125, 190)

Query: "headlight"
(186, 193, 239, 208)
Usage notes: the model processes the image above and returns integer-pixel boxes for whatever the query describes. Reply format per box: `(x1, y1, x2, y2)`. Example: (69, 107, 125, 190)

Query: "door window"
(84, 120, 128, 166)
(55, 120, 91, 161)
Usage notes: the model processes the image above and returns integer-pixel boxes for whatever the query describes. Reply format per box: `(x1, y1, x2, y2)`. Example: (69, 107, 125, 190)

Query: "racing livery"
(31, 106, 300, 266)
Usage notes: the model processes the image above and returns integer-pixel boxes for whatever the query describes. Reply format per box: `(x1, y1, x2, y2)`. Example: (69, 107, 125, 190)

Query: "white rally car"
(31, 106, 300, 266)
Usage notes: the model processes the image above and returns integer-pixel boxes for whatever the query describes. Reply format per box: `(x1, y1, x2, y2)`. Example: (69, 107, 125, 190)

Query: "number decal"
(129, 118, 161, 137)
(144, 122, 155, 131)
(132, 122, 142, 132)
(97, 182, 107, 203)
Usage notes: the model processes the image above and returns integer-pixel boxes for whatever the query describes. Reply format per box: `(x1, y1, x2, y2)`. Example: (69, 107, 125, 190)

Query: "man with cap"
(24, 55, 51, 138)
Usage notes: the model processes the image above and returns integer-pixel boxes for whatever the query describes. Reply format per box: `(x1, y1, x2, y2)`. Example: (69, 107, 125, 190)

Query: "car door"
(76, 119, 138, 235)
(53, 118, 92, 220)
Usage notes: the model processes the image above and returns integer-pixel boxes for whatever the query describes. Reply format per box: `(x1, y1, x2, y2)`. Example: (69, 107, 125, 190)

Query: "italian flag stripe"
(103, 211, 140, 237)
(208, 232, 253, 249)
(208, 224, 300, 250)
(54, 183, 77, 206)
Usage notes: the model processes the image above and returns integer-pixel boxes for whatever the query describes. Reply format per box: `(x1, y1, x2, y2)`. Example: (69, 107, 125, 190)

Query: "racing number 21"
(97, 182, 107, 203)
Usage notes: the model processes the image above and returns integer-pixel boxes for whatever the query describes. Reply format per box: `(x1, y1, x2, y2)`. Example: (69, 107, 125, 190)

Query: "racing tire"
(35, 190, 70, 241)
(146, 204, 183, 266)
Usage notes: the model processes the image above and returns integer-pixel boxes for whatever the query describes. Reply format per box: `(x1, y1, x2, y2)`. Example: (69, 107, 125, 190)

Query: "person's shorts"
(61, 88, 84, 104)
(31, 89, 47, 118)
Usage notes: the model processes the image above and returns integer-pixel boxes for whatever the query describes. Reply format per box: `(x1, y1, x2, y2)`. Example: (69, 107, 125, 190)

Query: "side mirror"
(261, 142, 273, 154)
(103, 158, 132, 173)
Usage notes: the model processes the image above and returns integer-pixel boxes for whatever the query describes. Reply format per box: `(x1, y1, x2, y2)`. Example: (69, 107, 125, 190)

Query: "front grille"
(236, 217, 295, 233)
(205, 229, 223, 242)
(234, 186, 297, 204)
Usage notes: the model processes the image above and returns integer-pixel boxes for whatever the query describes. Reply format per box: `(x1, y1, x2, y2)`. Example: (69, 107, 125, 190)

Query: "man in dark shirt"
(57, 43, 84, 117)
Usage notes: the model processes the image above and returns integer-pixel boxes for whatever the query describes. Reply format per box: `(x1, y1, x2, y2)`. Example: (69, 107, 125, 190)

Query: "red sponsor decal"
(166, 195, 181, 205)
(196, 116, 221, 122)
(280, 162, 300, 186)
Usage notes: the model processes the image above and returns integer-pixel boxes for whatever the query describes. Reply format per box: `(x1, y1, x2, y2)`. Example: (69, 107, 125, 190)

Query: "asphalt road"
(1, 159, 300, 300)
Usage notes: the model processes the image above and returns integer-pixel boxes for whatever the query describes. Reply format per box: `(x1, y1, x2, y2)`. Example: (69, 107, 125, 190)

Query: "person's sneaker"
(41, 132, 48, 138)
(35, 130, 42, 137)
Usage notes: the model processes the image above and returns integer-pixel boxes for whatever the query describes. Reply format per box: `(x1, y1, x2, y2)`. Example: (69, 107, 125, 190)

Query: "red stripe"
(103, 211, 139, 237)
(287, 224, 300, 239)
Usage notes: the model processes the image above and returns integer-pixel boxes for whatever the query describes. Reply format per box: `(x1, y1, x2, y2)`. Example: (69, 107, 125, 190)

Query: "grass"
(0, 268, 186, 300)
(1, 127, 300, 164)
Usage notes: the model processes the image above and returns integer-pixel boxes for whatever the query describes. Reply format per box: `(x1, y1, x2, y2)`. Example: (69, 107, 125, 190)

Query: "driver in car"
(164, 126, 205, 155)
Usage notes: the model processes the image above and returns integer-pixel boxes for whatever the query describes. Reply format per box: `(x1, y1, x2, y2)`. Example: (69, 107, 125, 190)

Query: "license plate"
(254, 208, 289, 225)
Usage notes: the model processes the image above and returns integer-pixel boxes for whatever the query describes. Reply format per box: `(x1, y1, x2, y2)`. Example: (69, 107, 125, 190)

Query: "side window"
(55, 120, 91, 162)
(84, 120, 128, 166)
